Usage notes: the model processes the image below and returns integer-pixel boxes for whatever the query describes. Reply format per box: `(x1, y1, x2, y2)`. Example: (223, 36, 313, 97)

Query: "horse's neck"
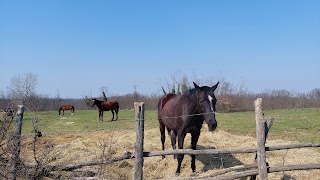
(96, 101, 103, 108)
(186, 93, 202, 113)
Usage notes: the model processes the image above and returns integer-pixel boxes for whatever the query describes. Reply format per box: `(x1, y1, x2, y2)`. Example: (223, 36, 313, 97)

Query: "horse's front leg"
(191, 132, 200, 173)
(101, 111, 104, 122)
(111, 110, 114, 121)
(176, 132, 186, 175)
(99, 111, 104, 122)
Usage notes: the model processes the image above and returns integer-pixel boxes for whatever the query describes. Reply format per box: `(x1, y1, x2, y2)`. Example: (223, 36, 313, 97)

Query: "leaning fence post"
(8, 105, 25, 180)
(134, 102, 145, 180)
(254, 98, 268, 180)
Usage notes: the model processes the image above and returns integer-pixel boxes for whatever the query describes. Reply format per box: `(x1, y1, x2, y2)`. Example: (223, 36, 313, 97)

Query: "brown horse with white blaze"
(158, 81, 219, 174)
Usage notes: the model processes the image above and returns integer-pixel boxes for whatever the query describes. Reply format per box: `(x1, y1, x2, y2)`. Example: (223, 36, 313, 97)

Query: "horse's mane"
(183, 88, 196, 95)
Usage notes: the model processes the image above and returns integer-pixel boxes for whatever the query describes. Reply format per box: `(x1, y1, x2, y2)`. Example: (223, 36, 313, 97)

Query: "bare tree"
(8, 73, 38, 104)
(310, 88, 320, 99)
(161, 72, 191, 95)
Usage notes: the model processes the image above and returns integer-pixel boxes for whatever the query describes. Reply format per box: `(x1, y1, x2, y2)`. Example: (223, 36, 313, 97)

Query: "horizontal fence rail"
(139, 143, 320, 157)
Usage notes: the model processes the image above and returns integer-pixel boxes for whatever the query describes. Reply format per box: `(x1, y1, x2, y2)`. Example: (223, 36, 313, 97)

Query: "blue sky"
(1, 1, 319, 98)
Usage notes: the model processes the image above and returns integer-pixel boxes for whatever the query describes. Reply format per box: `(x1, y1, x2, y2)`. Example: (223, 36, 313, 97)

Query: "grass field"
(20, 108, 320, 143)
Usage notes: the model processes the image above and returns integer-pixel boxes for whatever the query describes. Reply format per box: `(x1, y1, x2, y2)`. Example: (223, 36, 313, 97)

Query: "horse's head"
(91, 98, 97, 107)
(194, 81, 219, 131)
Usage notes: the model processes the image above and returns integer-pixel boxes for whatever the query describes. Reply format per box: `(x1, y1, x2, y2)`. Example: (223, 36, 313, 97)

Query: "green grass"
(17, 108, 320, 143)
(217, 108, 320, 143)
(20, 110, 160, 135)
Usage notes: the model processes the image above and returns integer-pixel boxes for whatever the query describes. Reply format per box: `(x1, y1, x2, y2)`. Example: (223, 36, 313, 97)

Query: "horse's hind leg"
(160, 123, 166, 159)
(111, 110, 114, 121)
(170, 130, 177, 159)
(115, 109, 118, 120)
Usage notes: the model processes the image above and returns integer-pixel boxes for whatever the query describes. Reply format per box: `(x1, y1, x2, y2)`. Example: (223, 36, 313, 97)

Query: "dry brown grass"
(20, 128, 320, 179)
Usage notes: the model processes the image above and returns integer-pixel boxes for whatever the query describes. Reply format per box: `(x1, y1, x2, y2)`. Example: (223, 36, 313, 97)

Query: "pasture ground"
(6, 108, 320, 179)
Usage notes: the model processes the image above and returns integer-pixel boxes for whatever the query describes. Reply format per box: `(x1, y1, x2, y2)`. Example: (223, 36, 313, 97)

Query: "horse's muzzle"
(208, 121, 217, 131)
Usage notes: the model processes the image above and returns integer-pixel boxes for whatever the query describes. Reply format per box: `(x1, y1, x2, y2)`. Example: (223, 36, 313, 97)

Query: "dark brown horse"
(91, 98, 119, 122)
(58, 105, 74, 115)
(158, 81, 219, 174)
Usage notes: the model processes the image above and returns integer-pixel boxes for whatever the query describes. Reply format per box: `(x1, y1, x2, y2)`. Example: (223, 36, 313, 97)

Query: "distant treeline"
(1, 86, 319, 112)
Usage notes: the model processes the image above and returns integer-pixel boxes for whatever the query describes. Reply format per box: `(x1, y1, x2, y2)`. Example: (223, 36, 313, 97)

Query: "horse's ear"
(211, 81, 219, 91)
(193, 82, 200, 90)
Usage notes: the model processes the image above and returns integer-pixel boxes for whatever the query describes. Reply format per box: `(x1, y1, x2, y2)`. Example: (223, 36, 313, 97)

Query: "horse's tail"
(72, 106, 75, 113)
(158, 94, 173, 110)
(115, 101, 119, 113)
(157, 96, 163, 119)
(58, 107, 62, 115)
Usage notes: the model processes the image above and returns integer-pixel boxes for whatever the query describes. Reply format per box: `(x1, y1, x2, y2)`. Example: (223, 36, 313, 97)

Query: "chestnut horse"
(91, 98, 119, 122)
(58, 105, 74, 115)
(158, 82, 219, 174)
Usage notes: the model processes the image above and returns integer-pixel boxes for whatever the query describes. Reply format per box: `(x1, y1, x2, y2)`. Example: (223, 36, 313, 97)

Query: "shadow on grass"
(195, 145, 244, 171)
(281, 174, 296, 180)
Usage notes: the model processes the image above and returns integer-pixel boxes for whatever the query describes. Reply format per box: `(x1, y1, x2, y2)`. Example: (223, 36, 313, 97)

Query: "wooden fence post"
(250, 115, 274, 180)
(8, 105, 25, 180)
(254, 98, 268, 179)
(134, 102, 145, 180)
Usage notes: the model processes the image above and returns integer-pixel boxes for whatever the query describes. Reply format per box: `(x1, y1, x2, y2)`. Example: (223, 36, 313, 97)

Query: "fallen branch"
(42, 151, 133, 172)
(164, 163, 320, 180)
(205, 163, 320, 180)
(196, 164, 257, 179)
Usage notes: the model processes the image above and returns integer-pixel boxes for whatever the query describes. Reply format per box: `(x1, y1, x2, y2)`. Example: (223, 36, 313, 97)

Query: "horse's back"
(102, 101, 119, 111)
(65, 105, 73, 109)
(158, 93, 181, 125)
(158, 93, 176, 110)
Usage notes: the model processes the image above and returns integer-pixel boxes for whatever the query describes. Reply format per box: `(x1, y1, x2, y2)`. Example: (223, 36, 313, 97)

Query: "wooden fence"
(5, 98, 320, 179)
(134, 98, 320, 180)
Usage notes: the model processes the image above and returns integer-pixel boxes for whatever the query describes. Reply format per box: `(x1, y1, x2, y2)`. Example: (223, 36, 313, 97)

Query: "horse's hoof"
(175, 172, 180, 176)
(162, 155, 165, 159)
